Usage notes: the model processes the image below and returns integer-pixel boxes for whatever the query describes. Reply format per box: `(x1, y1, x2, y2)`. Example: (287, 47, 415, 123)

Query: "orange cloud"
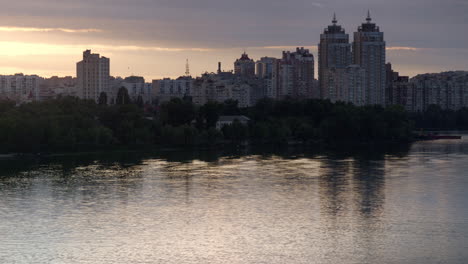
(386, 46, 424, 51)
(0, 27, 103, 33)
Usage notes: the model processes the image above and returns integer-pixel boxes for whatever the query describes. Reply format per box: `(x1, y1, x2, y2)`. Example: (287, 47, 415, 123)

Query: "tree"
(222, 120, 249, 142)
(136, 95, 144, 108)
(116, 87, 131, 105)
(160, 98, 196, 126)
(0, 100, 15, 113)
(200, 101, 222, 129)
(222, 99, 241, 115)
(98, 92, 108, 105)
(251, 98, 274, 121)
(456, 108, 468, 129)
(199, 128, 223, 146)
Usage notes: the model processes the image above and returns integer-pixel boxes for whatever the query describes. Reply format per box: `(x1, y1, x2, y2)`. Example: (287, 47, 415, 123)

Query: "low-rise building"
(152, 76, 193, 103)
(408, 71, 468, 111)
(40, 76, 78, 100)
(121, 76, 152, 104)
(192, 73, 253, 107)
(216, 115, 251, 130)
(0, 73, 44, 103)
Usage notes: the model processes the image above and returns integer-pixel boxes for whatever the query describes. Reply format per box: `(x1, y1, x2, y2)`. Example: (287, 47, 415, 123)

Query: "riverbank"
(0, 139, 414, 162)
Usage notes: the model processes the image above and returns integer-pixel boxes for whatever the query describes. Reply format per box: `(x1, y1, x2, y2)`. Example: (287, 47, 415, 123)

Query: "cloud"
(0, 41, 213, 56)
(0, 27, 103, 33)
(251, 45, 425, 53)
(386, 46, 424, 51)
(101, 45, 213, 52)
(0, 41, 429, 57)
(311, 2, 324, 8)
(258, 46, 318, 51)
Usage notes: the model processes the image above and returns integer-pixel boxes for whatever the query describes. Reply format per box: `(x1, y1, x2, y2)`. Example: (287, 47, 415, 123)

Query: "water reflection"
(0, 143, 411, 178)
(1, 140, 468, 263)
(319, 158, 352, 217)
(353, 158, 386, 217)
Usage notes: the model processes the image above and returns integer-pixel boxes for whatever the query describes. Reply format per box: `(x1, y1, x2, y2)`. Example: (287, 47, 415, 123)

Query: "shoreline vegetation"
(1, 95, 467, 155)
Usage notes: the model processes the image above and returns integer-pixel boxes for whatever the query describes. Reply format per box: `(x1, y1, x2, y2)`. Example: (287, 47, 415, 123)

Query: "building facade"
(76, 50, 110, 103)
(327, 65, 366, 106)
(234, 52, 255, 78)
(0, 74, 43, 103)
(255, 57, 280, 99)
(385, 63, 413, 109)
(319, 14, 353, 99)
(276, 47, 316, 99)
(152, 76, 194, 103)
(256, 57, 277, 79)
(353, 12, 386, 105)
(408, 72, 468, 111)
(119, 76, 152, 104)
(39, 76, 78, 100)
(192, 73, 252, 108)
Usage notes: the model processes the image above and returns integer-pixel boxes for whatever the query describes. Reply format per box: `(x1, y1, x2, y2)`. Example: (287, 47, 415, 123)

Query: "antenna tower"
(185, 59, 190, 76)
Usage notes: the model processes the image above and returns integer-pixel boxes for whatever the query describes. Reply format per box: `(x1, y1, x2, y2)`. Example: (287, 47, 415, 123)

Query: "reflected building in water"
(317, 153, 387, 218)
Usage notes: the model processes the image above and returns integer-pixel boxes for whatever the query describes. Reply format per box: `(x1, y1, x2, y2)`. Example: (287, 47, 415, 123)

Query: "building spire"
(366, 10, 372, 23)
(332, 12, 337, 24)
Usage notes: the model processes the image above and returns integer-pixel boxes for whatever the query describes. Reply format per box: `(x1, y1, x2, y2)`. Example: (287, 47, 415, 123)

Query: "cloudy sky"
(0, 0, 467, 80)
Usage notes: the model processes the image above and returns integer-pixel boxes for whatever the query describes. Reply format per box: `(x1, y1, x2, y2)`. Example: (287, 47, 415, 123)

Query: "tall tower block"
(318, 14, 353, 99)
(353, 11, 386, 105)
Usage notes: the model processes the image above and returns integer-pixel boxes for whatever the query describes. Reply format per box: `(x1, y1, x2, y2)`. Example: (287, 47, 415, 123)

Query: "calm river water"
(1, 137, 468, 263)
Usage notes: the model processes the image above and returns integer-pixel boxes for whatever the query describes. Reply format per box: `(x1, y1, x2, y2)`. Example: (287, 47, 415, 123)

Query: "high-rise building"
(353, 11, 386, 105)
(385, 63, 413, 108)
(76, 50, 110, 103)
(256, 57, 280, 99)
(318, 14, 353, 99)
(277, 47, 315, 99)
(392, 76, 412, 110)
(234, 52, 255, 78)
(256, 57, 277, 79)
(327, 65, 366, 106)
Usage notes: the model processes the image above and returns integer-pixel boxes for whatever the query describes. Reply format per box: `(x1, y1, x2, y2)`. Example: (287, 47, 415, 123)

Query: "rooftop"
(218, 115, 251, 122)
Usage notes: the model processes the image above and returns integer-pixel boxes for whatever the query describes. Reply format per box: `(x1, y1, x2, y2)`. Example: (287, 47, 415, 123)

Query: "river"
(1, 136, 468, 263)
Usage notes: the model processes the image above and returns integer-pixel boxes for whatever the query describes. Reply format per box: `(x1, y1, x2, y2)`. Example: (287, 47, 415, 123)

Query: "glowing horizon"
(0, 40, 460, 80)
(1, 0, 467, 80)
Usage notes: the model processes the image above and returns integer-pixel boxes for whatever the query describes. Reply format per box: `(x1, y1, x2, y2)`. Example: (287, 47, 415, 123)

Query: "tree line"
(410, 105, 468, 130)
(1, 90, 465, 153)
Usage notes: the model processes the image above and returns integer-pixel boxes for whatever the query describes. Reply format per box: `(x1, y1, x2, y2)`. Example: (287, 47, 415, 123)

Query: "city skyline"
(1, 0, 467, 80)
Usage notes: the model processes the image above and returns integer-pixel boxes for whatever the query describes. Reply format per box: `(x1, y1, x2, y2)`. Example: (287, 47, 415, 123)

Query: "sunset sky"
(1, 0, 467, 81)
